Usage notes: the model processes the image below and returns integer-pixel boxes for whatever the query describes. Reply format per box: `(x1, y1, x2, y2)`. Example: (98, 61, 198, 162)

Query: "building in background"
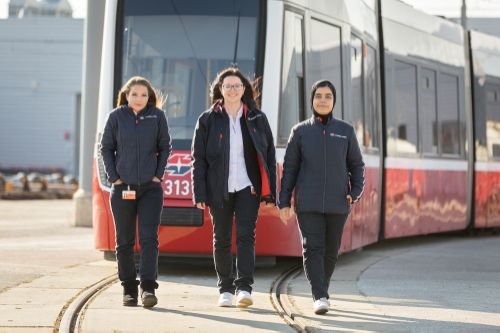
(9, 0, 72, 18)
(0, 0, 82, 175)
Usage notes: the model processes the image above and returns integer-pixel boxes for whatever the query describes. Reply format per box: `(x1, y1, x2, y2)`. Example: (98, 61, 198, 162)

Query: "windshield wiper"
(170, 0, 209, 88)
(231, 10, 241, 69)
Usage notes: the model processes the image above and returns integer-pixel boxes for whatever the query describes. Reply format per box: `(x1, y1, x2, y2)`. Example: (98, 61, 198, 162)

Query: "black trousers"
(110, 181, 163, 282)
(296, 212, 348, 301)
(208, 186, 260, 294)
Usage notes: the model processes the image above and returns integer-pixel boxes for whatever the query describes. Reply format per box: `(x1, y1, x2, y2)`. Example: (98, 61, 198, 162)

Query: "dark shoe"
(140, 280, 158, 308)
(122, 280, 139, 306)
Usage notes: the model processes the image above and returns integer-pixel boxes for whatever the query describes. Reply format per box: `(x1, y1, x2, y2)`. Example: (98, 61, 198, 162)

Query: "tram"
(92, 0, 500, 261)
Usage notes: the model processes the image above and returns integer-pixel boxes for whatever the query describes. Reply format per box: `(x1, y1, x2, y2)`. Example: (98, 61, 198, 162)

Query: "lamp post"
(73, 0, 105, 227)
(461, 0, 467, 30)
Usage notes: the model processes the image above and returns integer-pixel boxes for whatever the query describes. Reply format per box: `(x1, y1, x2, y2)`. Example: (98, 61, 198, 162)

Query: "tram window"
(120, 0, 261, 148)
(421, 69, 438, 154)
(486, 84, 500, 158)
(365, 45, 378, 148)
(394, 61, 418, 154)
(439, 74, 460, 155)
(279, 11, 305, 145)
(309, 19, 342, 119)
(350, 35, 364, 146)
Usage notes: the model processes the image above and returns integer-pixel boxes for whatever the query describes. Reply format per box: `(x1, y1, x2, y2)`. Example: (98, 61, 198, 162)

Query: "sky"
(0, 0, 499, 19)
(400, 0, 500, 18)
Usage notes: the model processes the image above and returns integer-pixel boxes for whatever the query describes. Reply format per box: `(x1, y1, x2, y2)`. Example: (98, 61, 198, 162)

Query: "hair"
(310, 79, 337, 111)
(210, 68, 260, 109)
(116, 76, 166, 108)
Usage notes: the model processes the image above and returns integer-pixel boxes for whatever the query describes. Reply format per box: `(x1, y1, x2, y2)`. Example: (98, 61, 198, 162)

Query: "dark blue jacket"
(278, 115, 365, 214)
(100, 105, 171, 185)
(191, 102, 277, 208)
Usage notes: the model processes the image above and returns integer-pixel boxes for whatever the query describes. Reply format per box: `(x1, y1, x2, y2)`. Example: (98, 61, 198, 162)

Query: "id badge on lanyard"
(122, 185, 136, 200)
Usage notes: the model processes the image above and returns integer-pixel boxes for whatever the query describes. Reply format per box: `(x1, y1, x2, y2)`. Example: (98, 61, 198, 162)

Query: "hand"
(279, 207, 291, 225)
(196, 202, 206, 210)
(347, 195, 352, 205)
(114, 179, 123, 185)
(152, 176, 161, 183)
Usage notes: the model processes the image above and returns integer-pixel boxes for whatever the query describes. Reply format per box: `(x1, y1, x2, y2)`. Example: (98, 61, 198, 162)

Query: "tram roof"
(382, 0, 464, 45)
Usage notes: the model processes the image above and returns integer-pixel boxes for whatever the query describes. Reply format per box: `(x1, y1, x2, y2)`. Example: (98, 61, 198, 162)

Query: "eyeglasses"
(222, 84, 244, 91)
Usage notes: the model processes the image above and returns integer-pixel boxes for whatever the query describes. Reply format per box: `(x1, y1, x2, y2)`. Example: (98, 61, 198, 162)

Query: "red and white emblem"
(166, 153, 191, 177)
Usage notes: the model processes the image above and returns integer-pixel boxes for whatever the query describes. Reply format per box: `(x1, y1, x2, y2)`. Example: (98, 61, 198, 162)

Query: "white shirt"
(227, 105, 252, 193)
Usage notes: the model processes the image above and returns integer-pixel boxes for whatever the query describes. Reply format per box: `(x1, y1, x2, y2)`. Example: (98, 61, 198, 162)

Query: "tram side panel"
(380, 0, 469, 237)
(470, 30, 500, 228)
(93, 159, 112, 251)
(350, 155, 380, 249)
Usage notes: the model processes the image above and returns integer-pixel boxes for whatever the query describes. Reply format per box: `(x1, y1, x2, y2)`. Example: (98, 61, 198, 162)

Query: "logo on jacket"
(248, 114, 262, 121)
(166, 154, 191, 176)
(330, 133, 347, 139)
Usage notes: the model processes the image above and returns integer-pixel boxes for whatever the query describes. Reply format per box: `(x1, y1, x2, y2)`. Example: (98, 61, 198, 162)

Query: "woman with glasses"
(278, 80, 365, 315)
(191, 68, 277, 308)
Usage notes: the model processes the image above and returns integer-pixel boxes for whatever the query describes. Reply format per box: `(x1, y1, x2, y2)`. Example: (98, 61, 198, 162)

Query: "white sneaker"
(217, 292, 233, 307)
(236, 290, 253, 308)
(313, 297, 329, 314)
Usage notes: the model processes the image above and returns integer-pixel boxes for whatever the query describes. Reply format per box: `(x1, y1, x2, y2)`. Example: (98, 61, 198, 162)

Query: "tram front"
(93, 0, 265, 257)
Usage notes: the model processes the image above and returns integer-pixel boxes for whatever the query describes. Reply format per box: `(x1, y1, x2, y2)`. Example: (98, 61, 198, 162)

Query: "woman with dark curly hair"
(191, 68, 277, 308)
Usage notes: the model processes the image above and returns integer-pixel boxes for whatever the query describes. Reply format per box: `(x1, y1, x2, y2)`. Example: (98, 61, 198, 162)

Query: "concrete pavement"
(81, 261, 299, 333)
(288, 234, 500, 332)
(1, 200, 499, 332)
(0, 200, 116, 332)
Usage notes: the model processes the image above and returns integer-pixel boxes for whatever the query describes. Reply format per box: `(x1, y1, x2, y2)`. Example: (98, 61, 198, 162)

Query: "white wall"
(0, 18, 83, 174)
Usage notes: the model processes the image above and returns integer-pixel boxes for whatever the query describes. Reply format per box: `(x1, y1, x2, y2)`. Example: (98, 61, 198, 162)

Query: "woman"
(191, 68, 277, 308)
(279, 80, 365, 315)
(100, 76, 171, 308)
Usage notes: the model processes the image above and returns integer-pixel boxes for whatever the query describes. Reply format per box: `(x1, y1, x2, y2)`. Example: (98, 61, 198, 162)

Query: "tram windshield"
(120, 0, 261, 149)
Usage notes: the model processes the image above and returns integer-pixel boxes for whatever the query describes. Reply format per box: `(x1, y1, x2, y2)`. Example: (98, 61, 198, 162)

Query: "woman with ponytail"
(100, 76, 171, 308)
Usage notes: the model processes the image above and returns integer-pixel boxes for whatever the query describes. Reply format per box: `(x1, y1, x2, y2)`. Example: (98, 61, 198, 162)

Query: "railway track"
(56, 264, 316, 333)
(57, 275, 118, 333)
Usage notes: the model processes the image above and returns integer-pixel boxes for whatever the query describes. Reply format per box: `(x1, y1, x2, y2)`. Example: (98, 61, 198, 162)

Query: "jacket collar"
(124, 104, 149, 115)
(311, 114, 335, 126)
(213, 101, 249, 118)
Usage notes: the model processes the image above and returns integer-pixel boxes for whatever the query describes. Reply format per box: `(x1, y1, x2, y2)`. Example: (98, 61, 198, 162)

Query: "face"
(220, 76, 245, 104)
(126, 85, 149, 111)
(312, 86, 334, 115)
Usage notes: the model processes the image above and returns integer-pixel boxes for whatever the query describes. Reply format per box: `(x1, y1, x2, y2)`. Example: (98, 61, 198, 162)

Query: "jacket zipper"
(135, 115, 140, 185)
(322, 128, 326, 213)
(222, 122, 227, 201)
